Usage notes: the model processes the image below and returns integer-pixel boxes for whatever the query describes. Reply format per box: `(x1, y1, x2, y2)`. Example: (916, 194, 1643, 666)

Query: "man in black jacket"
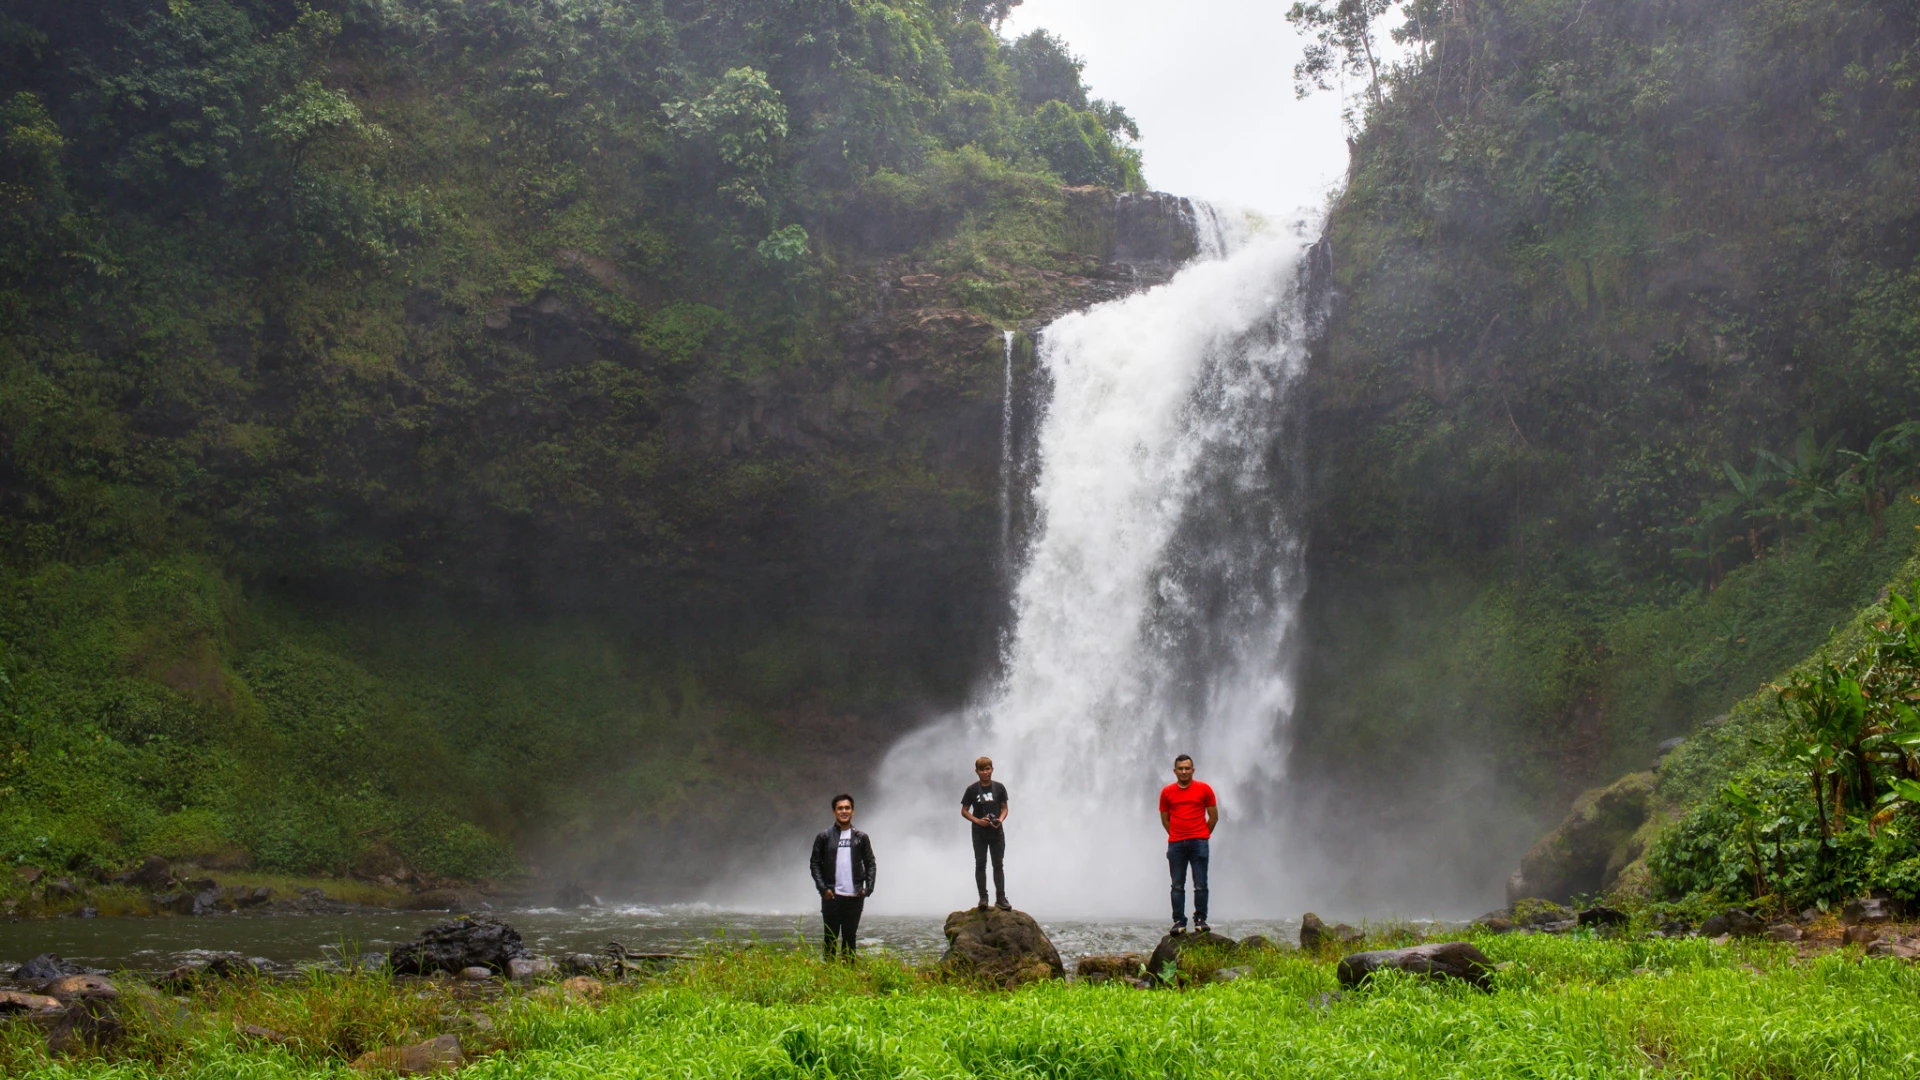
(809, 793, 876, 958)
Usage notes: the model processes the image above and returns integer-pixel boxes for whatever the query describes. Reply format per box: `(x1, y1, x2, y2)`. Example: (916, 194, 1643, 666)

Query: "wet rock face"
(1336, 942, 1496, 991)
(1508, 771, 1656, 904)
(388, 915, 531, 976)
(940, 908, 1064, 987)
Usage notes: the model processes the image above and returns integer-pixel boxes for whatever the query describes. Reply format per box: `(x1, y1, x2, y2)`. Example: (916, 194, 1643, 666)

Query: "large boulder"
(1698, 909, 1765, 939)
(1146, 930, 1239, 982)
(1507, 771, 1655, 904)
(1336, 942, 1495, 990)
(388, 916, 531, 976)
(940, 908, 1063, 987)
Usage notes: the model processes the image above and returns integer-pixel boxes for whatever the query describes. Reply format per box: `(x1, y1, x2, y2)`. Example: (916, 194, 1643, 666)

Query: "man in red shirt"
(1158, 754, 1218, 935)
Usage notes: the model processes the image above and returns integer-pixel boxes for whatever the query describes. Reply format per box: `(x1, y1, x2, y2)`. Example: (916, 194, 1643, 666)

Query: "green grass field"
(9, 933, 1920, 1079)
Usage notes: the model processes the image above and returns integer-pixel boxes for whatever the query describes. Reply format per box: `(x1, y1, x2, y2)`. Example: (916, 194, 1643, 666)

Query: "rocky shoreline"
(3, 856, 518, 922)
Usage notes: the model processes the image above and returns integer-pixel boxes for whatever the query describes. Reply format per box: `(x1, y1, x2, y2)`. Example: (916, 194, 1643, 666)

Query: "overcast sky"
(1002, 0, 1352, 219)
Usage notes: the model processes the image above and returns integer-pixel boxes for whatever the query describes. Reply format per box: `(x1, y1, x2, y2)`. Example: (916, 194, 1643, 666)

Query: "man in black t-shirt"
(960, 756, 1011, 911)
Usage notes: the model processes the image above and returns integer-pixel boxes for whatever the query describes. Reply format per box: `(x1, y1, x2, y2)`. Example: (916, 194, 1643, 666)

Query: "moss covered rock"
(1508, 771, 1656, 904)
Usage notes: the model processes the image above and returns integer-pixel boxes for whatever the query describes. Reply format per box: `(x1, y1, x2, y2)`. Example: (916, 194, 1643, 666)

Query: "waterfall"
(999, 328, 1016, 569)
(865, 209, 1316, 916)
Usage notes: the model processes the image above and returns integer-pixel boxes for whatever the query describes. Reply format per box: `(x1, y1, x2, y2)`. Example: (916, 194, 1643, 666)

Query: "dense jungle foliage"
(0, 0, 1145, 882)
(1294, 0, 1920, 900)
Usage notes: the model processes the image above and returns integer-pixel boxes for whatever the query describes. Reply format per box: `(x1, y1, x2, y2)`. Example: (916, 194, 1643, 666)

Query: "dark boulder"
(1698, 909, 1765, 939)
(42, 877, 80, 902)
(940, 908, 1064, 987)
(1336, 942, 1495, 990)
(1843, 897, 1901, 925)
(118, 856, 173, 890)
(389, 915, 531, 976)
(1146, 930, 1238, 981)
(1237, 934, 1278, 952)
(1576, 906, 1630, 929)
(15, 954, 81, 982)
(1300, 912, 1362, 951)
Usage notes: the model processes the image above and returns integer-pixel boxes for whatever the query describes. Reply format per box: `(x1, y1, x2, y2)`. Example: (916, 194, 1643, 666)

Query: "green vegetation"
(10, 936, 1920, 1078)
(1297, 0, 1920, 859)
(0, 1, 1149, 879)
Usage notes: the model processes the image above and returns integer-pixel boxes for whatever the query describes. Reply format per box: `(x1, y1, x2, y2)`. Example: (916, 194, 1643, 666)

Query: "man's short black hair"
(1173, 754, 1193, 766)
(832, 793, 855, 809)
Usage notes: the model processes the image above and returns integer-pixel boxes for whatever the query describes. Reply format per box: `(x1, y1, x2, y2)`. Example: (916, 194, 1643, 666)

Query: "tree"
(1286, 0, 1396, 106)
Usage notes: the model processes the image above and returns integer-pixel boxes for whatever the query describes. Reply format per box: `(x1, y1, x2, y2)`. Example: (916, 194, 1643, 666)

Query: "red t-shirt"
(1159, 781, 1216, 842)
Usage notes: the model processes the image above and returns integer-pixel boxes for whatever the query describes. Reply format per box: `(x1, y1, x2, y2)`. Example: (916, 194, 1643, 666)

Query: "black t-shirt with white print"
(962, 781, 1009, 829)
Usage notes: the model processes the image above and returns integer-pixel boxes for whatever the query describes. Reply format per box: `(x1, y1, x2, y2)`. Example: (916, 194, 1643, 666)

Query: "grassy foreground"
(7, 933, 1920, 1079)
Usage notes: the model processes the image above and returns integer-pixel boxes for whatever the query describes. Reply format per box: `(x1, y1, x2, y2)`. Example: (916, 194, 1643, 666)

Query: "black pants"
(972, 826, 1005, 901)
(821, 894, 863, 958)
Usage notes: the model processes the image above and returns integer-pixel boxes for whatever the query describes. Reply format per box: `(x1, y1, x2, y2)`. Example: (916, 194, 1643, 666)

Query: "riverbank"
(5, 930, 1918, 1078)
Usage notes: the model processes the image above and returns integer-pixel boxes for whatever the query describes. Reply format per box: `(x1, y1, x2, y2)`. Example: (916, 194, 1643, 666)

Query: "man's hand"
(822, 888, 833, 900)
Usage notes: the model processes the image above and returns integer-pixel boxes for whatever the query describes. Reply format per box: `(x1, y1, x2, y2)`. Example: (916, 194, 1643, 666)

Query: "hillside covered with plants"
(1293, 0, 1920, 907)
(0, 0, 1152, 887)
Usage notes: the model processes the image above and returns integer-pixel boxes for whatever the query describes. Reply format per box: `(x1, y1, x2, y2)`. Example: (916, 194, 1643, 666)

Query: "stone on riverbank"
(1699, 909, 1765, 939)
(1843, 897, 1901, 925)
(389, 915, 531, 976)
(940, 908, 1064, 987)
(0, 990, 63, 1015)
(1336, 942, 1495, 990)
(1300, 913, 1362, 951)
(1147, 930, 1239, 982)
(1074, 953, 1149, 982)
(351, 1034, 465, 1076)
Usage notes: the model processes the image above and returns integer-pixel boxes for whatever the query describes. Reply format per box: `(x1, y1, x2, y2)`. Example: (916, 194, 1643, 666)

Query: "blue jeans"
(1167, 838, 1209, 926)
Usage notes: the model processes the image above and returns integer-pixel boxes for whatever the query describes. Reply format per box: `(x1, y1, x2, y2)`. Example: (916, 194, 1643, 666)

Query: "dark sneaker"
(995, 897, 1013, 911)
(1194, 921, 1211, 934)
(977, 898, 991, 912)
(1170, 923, 1187, 936)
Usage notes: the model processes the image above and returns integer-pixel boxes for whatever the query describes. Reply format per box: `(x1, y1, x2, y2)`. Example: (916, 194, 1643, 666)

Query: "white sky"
(1003, 0, 1352, 219)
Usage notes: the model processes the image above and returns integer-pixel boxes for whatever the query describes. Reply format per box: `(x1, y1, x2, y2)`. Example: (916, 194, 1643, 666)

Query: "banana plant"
(1756, 430, 1844, 551)
(1720, 458, 1776, 560)
(1721, 780, 1770, 896)
(1837, 422, 1920, 538)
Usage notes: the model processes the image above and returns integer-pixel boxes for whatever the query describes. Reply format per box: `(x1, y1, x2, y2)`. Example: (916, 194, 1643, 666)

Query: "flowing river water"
(0, 907, 1317, 972)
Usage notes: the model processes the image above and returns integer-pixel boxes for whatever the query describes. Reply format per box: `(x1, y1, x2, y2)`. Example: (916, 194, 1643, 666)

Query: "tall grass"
(10, 935, 1920, 1078)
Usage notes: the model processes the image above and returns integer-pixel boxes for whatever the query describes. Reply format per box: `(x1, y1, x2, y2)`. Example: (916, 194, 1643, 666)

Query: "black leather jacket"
(810, 826, 876, 897)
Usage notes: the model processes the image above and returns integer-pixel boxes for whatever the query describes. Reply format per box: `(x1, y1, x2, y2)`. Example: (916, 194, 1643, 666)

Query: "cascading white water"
(999, 328, 1016, 567)
(864, 209, 1316, 916)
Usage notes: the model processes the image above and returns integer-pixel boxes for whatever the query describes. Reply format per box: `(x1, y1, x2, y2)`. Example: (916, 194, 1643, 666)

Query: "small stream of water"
(0, 910, 1317, 972)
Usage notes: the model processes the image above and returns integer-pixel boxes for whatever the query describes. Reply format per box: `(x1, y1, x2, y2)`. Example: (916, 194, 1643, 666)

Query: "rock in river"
(941, 908, 1064, 987)
(1336, 942, 1495, 990)
(389, 915, 531, 976)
